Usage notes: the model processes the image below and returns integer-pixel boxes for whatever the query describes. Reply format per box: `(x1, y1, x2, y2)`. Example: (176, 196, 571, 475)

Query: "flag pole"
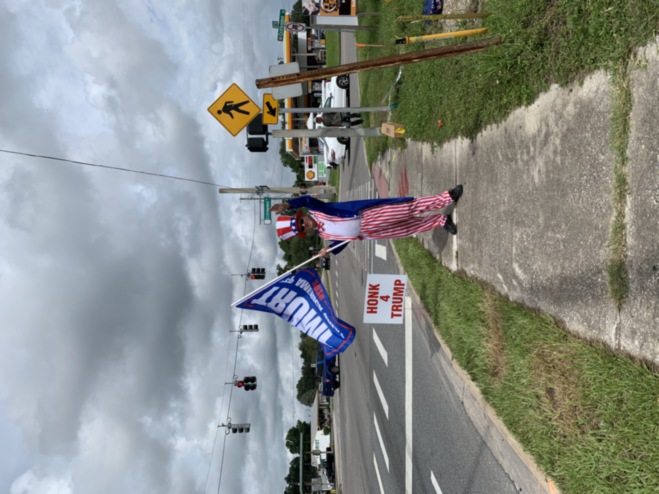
(231, 240, 350, 307)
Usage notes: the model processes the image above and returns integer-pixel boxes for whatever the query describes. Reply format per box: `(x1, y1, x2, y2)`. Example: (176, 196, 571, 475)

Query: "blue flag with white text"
(236, 269, 355, 356)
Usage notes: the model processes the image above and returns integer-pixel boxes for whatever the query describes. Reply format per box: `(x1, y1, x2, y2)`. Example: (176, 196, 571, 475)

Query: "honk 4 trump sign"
(363, 274, 408, 324)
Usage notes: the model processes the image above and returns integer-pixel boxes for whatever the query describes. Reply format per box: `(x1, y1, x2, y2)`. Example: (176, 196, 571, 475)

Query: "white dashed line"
(375, 243, 387, 260)
(405, 296, 413, 494)
(373, 371, 389, 419)
(431, 471, 444, 494)
(372, 328, 389, 366)
(373, 413, 390, 471)
(373, 453, 386, 494)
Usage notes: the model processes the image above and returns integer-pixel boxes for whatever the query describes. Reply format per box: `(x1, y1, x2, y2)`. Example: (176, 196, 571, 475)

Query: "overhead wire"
(0, 149, 232, 189)
(211, 196, 260, 494)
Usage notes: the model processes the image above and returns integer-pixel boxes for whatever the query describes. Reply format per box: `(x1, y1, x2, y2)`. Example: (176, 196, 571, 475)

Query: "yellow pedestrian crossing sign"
(261, 94, 279, 125)
(208, 83, 260, 136)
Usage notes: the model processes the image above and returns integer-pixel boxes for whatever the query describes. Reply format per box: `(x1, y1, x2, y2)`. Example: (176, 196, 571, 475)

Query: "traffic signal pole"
(218, 186, 335, 195)
(271, 127, 382, 139)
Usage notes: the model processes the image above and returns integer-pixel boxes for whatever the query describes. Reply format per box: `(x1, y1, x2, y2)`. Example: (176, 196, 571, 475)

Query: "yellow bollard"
(396, 27, 488, 45)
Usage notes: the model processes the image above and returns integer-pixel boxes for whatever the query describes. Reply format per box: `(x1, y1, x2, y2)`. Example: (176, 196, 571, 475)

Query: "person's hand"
(269, 203, 289, 214)
(318, 247, 328, 257)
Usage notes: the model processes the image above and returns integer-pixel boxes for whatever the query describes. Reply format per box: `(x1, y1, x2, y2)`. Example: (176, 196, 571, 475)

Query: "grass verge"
(325, 30, 341, 67)
(356, 0, 659, 159)
(393, 237, 659, 494)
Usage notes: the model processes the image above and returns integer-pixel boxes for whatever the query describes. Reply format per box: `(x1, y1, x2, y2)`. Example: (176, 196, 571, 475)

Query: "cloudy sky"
(0, 1, 307, 493)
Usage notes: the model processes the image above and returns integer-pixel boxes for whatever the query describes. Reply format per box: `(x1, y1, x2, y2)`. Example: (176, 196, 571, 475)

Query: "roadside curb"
(390, 243, 561, 494)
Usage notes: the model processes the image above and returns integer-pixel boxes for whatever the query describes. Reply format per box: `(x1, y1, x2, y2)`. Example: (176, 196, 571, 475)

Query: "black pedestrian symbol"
(265, 100, 277, 117)
(217, 100, 251, 119)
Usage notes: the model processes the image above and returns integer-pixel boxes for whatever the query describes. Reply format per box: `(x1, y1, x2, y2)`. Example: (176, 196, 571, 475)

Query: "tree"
(285, 420, 311, 455)
(284, 456, 316, 492)
(279, 140, 305, 184)
(290, 0, 304, 23)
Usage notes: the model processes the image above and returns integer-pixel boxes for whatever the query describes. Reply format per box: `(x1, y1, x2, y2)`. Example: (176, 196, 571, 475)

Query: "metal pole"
(231, 240, 349, 307)
(299, 431, 304, 494)
(272, 127, 381, 139)
(280, 105, 392, 114)
(218, 186, 335, 195)
(397, 12, 491, 22)
(255, 37, 501, 89)
(311, 23, 374, 31)
(397, 27, 488, 45)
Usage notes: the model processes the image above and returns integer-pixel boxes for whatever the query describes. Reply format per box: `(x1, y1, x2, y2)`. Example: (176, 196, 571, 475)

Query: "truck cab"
(316, 345, 340, 397)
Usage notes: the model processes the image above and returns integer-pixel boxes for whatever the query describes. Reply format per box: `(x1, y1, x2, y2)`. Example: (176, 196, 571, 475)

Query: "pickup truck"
(316, 345, 340, 397)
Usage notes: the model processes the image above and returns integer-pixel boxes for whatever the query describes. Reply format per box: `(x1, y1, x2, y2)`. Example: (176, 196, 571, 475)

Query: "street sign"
(277, 9, 286, 41)
(269, 62, 303, 100)
(208, 83, 260, 137)
(261, 94, 279, 125)
(263, 197, 272, 224)
(285, 22, 306, 33)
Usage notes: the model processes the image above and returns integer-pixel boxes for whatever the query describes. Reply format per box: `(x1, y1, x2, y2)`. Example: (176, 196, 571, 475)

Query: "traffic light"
(220, 421, 251, 434)
(250, 268, 265, 280)
(241, 324, 259, 332)
(231, 424, 251, 433)
(235, 376, 257, 391)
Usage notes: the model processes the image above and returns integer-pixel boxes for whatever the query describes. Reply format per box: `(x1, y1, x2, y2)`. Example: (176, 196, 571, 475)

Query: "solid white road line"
(372, 328, 389, 366)
(431, 471, 444, 494)
(373, 413, 390, 472)
(373, 371, 390, 419)
(405, 296, 413, 494)
(375, 243, 387, 260)
(373, 453, 386, 494)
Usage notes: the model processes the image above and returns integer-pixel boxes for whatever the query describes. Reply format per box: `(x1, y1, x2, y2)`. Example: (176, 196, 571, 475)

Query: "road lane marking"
(431, 471, 444, 494)
(372, 328, 389, 366)
(405, 296, 413, 494)
(373, 371, 390, 419)
(373, 453, 386, 494)
(375, 243, 387, 260)
(373, 413, 390, 471)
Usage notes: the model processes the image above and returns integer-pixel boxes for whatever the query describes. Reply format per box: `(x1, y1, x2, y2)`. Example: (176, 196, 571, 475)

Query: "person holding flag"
(270, 185, 463, 255)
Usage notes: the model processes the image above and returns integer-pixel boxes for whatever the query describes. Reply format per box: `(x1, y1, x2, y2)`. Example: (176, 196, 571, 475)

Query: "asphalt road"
(329, 131, 518, 493)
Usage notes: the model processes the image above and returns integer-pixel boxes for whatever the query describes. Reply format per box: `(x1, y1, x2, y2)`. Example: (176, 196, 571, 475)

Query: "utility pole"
(218, 186, 334, 195)
(299, 431, 304, 494)
(255, 37, 501, 89)
(280, 105, 393, 114)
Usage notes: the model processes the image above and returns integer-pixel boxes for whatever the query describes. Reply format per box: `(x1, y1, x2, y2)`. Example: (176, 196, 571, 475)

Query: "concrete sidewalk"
(373, 36, 659, 367)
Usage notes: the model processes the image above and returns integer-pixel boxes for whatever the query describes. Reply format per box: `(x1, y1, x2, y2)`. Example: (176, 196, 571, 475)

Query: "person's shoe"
(448, 184, 463, 203)
(443, 214, 457, 235)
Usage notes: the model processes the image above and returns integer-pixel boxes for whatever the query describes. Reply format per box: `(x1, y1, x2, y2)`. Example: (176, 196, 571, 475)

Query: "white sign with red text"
(363, 274, 408, 324)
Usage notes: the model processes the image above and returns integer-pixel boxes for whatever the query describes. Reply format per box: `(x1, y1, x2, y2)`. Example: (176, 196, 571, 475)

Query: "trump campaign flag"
(236, 268, 355, 356)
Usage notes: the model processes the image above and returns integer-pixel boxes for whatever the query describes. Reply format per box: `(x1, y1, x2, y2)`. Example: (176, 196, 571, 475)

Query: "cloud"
(0, 0, 300, 493)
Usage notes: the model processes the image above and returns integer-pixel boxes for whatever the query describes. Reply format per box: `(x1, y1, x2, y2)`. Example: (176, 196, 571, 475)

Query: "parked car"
(315, 76, 352, 167)
(316, 346, 339, 397)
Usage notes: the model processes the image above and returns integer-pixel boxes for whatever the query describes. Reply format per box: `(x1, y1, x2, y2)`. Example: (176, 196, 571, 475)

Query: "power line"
(0, 148, 231, 188)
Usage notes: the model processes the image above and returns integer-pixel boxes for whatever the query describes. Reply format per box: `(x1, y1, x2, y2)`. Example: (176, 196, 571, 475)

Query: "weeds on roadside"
(394, 237, 659, 494)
